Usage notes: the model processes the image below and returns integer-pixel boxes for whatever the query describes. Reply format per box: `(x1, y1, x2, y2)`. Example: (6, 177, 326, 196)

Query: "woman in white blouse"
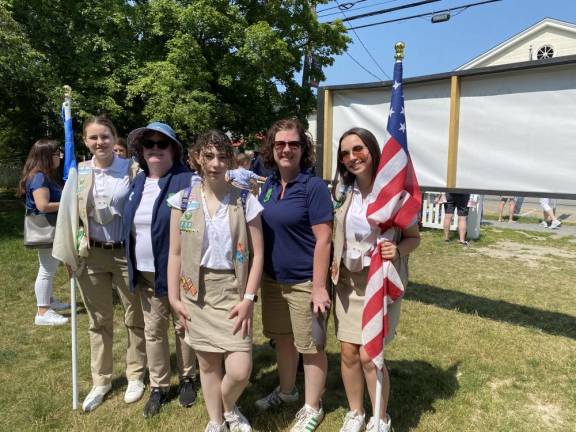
(76, 116, 146, 412)
(330, 128, 420, 432)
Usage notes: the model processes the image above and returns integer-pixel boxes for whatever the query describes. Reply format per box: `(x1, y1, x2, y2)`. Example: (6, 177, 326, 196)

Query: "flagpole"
(372, 41, 405, 429)
(63, 85, 79, 410)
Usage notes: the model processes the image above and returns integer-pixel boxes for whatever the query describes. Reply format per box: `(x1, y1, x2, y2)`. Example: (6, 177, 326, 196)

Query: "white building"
(458, 18, 576, 70)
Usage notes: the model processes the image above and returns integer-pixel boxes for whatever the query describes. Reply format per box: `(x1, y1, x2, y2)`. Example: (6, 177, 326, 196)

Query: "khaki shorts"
(334, 266, 401, 346)
(261, 273, 320, 354)
(182, 269, 251, 353)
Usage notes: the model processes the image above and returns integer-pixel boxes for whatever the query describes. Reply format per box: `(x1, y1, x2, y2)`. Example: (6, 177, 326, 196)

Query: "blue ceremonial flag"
(61, 96, 76, 181)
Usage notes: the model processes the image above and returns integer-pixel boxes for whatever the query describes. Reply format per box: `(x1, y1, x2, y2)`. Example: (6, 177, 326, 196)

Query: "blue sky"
(319, 0, 576, 84)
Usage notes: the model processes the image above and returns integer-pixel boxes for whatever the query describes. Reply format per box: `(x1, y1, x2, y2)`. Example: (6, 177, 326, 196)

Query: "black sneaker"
(143, 388, 168, 418)
(178, 376, 197, 407)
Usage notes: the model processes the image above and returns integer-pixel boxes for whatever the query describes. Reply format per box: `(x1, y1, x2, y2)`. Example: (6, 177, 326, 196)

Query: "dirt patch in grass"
(475, 241, 576, 268)
(527, 395, 564, 429)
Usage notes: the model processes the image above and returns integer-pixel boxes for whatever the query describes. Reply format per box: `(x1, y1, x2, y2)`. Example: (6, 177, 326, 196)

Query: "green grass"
(1, 192, 575, 431)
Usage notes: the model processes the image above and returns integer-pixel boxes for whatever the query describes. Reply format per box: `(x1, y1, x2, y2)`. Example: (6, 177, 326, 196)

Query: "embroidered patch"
(179, 219, 193, 232)
(234, 242, 249, 263)
(263, 187, 272, 203)
(186, 200, 200, 211)
(180, 276, 197, 296)
(79, 167, 91, 175)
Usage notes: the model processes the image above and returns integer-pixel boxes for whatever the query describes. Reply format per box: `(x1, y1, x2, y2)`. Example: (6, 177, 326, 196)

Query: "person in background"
(123, 122, 200, 418)
(331, 128, 420, 432)
(114, 138, 128, 158)
(76, 115, 147, 412)
(18, 139, 69, 326)
(539, 198, 561, 229)
(498, 196, 516, 223)
(441, 193, 470, 245)
(167, 130, 264, 432)
(226, 153, 267, 192)
(254, 118, 332, 432)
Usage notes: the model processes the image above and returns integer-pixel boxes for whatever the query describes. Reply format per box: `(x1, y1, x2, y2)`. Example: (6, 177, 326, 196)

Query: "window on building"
(536, 45, 554, 59)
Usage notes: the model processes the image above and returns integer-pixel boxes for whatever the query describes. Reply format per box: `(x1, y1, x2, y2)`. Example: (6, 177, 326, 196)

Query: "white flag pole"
(373, 366, 383, 428)
(71, 271, 78, 410)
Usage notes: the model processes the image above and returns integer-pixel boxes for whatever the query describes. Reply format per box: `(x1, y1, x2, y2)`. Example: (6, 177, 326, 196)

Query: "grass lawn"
(1, 191, 575, 431)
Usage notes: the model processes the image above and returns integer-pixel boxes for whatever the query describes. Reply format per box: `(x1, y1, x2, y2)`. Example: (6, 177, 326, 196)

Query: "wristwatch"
(243, 292, 257, 302)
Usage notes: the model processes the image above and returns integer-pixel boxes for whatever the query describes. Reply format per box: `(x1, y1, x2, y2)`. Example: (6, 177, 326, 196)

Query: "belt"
(89, 239, 125, 249)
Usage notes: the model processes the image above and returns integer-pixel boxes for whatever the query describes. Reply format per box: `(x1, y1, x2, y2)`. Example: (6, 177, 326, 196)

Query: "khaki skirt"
(181, 269, 251, 353)
(334, 265, 401, 346)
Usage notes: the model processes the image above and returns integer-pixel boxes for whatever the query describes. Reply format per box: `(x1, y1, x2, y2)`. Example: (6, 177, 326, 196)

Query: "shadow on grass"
(246, 343, 459, 432)
(406, 283, 576, 340)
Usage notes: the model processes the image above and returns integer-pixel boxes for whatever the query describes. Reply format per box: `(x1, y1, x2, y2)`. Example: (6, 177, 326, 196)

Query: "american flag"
(361, 58, 421, 369)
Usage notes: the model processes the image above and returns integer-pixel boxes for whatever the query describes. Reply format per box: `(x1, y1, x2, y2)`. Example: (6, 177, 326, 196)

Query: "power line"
(345, 51, 386, 81)
(318, 0, 405, 18)
(335, 0, 442, 23)
(317, 0, 369, 14)
(347, 0, 503, 30)
(335, 0, 391, 80)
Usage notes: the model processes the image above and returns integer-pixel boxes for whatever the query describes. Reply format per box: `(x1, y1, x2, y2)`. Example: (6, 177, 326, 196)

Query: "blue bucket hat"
(127, 121, 183, 152)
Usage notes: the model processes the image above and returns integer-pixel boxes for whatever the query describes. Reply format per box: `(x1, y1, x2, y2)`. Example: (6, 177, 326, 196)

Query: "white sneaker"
(50, 297, 70, 311)
(366, 415, 391, 432)
(340, 410, 366, 432)
(290, 404, 325, 432)
(255, 386, 299, 411)
(82, 384, 112, 412)
(550, 219, 562, 229)
(224, 406, 252, 432)
(124, 379, 145, 403)
(34, 309, 69, 326)
(205, 421, 229, 432)
(539, 221, 549, 228)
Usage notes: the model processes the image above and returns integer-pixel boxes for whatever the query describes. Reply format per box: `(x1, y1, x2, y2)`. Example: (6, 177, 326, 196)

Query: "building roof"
(457, 18, 576, 70)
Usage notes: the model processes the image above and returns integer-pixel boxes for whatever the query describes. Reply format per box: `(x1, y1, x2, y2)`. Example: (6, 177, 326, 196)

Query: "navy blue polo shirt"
(26, 172, 62, 214)
(259, 171, 333, 283)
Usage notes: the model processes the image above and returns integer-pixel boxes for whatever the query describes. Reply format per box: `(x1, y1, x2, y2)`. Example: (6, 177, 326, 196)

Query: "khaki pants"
(77, 247, 146, 386)
(137, 272, 197, 388)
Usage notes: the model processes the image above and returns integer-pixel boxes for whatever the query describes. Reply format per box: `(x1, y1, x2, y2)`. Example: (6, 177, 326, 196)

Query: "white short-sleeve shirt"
(132, 178, 161, 272)
(343, 183, 378, 271)
(86, 155, 132, 242)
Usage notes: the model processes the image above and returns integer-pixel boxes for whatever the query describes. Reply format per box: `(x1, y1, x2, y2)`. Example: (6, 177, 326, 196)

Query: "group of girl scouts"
(21, 115, 420, 432)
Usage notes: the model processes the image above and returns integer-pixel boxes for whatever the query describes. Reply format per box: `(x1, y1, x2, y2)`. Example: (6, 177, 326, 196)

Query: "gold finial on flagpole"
(394, 42, 405, 60)
(63, 85, 72, 99)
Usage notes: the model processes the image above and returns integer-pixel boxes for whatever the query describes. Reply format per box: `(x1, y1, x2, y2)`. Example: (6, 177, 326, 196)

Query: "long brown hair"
(17, 139, 61, 196)
(261, 118, 315, 170)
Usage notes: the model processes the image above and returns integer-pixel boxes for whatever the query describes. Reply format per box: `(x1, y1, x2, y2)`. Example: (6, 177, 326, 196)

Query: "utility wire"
(318, 0, 404, 18)
(335, 0, 391, 80)
(335, 0, 442, 23)
(347, 0, 502, 30)
(317, 0, 369, 14)
(345, 51, 386, 81)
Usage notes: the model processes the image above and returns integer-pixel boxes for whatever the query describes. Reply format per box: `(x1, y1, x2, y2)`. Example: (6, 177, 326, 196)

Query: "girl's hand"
(380, 241, 399, 261)
(311, 288, 331, 314)
(170, 299, 190, 328)
(228, 300, 254, 338)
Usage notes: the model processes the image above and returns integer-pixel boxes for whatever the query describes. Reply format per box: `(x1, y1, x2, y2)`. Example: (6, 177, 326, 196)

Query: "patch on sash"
(180, 276, 197, 296)
(234, 242, 249, 263)
(186, 200, 200, 211)
(179, 219, 193, 232)
(79, 167, 91, 175)
(263, 187, 273, 203)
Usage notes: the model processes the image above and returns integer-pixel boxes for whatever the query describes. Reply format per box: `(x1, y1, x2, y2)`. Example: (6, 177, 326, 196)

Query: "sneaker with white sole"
(224, 405, 252, 432)
(205, 421, 229, 432)
(34, 309, 69, 326)
(255, 386, 299, 411)
(340, 410, 366, 432)
(539, 221, 549, 228)
(82, 384, 112, 412)
(550, 219, 562, 229)
(366, 415, 391, 432)
(290, 404, 325, 432)
(124, 379, 145, 403)
(50, 297, 70, 311)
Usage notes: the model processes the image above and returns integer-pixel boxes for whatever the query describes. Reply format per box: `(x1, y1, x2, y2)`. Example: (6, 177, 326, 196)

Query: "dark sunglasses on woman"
(142, 139, 171, 150)
(273, 140, 302, 151)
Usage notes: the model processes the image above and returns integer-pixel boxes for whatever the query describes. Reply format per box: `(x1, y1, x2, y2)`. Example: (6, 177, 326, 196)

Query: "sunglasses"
(339, 145, 367, 163)
(273, 140, 302, 151)
(142, 139, 171, 150)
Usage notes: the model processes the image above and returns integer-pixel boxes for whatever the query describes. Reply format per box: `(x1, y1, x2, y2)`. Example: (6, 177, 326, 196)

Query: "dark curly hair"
(261, 118, 315, 170)
(189, 129, 236, 175)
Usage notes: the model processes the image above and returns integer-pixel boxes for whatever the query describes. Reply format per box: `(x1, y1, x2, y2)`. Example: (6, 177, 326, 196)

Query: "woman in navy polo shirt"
(123, 122, 200, 418)
(255, 118, 333, 432)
